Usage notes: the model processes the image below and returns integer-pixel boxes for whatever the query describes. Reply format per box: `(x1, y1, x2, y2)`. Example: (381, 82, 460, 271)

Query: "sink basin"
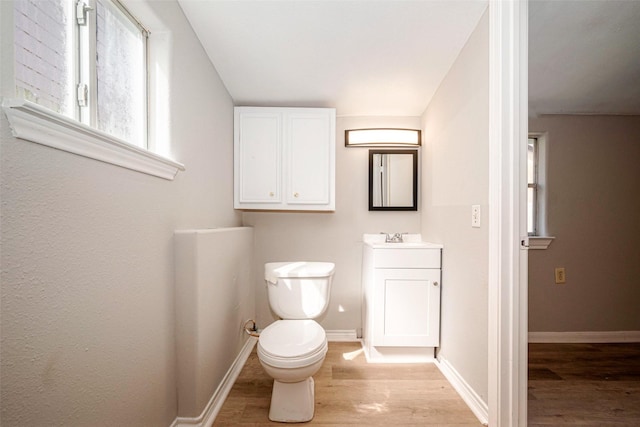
(362, 234, 443, 249)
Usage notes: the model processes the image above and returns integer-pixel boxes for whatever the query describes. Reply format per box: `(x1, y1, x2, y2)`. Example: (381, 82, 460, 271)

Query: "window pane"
(527, 137, 539, 235)
(527, 138, 536, 184)
(96, 0, 146, 146)
(14, 0, 73, 116)
(527, 187, 535, 235)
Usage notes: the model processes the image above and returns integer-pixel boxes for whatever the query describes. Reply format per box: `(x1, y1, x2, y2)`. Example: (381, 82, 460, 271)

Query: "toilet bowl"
(258, 319, 328, 422)
(258, 262, 334, 423)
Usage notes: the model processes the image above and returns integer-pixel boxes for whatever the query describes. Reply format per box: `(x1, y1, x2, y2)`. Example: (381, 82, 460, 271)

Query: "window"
(527, 133, 554, 249)
(14, 0, 74, 116)
(14, 0, 148, 147)
(527, 137, 538, 235)
(6, 0, 183, 179)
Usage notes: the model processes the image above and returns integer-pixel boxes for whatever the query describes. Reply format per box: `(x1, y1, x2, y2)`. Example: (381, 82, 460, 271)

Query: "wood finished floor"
(213, 342, 482, 426)
(528, 343, 640, 426)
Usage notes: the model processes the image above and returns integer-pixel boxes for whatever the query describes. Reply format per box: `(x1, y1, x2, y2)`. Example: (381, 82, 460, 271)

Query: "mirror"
(369, 149, 418, 211)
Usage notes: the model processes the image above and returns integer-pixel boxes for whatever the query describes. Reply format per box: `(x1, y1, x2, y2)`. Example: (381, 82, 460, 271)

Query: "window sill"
(2, 99, 185, 180)
(528, 236, 555, 250)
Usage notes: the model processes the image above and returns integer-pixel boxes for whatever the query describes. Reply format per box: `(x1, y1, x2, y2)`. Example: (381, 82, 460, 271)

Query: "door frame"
(487, 0, 529, 426)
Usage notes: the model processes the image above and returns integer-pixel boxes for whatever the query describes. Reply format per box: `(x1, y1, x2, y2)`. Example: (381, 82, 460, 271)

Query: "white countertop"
(363, 233, 443, 249)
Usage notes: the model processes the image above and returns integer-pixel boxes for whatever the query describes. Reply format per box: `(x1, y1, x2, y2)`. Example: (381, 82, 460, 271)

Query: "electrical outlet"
(555, 267, 566, 284)
(471, 205, 481, 228)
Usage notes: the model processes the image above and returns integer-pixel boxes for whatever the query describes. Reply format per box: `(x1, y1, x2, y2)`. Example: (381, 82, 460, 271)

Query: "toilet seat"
(258, 320, 327, 369)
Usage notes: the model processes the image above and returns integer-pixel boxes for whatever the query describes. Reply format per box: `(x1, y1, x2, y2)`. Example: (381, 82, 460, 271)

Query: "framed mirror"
(369, 149, 418, 211)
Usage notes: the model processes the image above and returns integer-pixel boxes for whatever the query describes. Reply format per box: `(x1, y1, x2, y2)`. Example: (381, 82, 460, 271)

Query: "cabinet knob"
(269, 192, 274, 197)
(433, 281, 439, 287)
(293, 192, 299, 198)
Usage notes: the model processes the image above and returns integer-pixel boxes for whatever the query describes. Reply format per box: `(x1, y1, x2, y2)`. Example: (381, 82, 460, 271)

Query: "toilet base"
(268, 377, 315, 423)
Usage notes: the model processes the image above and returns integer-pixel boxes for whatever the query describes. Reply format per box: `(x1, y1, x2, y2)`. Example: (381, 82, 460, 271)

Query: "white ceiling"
(177, 0, 488, 117)
(529, 0, 640, 115)
(177, 0, 640, 118)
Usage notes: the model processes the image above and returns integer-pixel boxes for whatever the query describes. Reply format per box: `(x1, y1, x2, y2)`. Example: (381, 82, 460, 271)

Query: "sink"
(362, 233, 443, 249)
(361, 233, 443, 363)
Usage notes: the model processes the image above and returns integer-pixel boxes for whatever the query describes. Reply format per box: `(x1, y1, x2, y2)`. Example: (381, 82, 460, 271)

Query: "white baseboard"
(436, 357, 489, 426)
(170, 337, 258, 427)
(325, 329, 358, 342)
(529, 331, 640, 343)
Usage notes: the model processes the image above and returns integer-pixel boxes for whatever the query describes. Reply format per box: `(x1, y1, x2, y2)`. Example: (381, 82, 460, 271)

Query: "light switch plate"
(471, 205, 481, 228)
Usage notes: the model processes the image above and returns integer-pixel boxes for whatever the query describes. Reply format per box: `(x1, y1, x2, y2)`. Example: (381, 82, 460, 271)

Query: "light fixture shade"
(345, 128, 421, 147)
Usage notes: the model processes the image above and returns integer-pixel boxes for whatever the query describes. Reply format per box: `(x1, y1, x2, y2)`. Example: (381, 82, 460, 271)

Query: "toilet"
(257, 261, 335, 423)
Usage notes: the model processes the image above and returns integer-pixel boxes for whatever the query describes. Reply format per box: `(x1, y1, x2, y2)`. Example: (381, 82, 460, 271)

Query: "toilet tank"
(264, 262, 335, 320)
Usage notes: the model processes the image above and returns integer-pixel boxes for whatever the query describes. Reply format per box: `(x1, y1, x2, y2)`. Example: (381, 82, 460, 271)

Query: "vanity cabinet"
(234, 107, 336, 211)
(362, 234, 442, 362)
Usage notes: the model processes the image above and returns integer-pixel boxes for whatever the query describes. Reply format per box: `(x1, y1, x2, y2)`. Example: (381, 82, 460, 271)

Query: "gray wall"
(421, 10, 490, 403)
(0, 1, 240, 425)
(528, 115, 640, 332)
(174, 228, 254, 419)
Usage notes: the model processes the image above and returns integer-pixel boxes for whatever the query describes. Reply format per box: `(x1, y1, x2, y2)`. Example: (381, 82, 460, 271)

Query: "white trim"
(528, 236, 555, 250)
(529, 331, 640, 343)
(362, 345, 436, 364)
(436, 357, 489, 426)
(325, 329, 359, 342)
(2, 98, 185, 180)
(170, 337, 257, 427)
(488, 1, 528, 426)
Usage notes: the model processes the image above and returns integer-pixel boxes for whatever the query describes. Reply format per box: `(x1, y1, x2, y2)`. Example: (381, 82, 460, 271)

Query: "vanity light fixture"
(345, 128, 421, 147)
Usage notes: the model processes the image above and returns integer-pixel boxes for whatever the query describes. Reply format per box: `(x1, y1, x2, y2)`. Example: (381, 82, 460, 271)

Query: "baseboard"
(436, 357, 489, 426)
(325, 329, 358, 342)
(170, 337, 258, 427)
(528, 331, 640, 343)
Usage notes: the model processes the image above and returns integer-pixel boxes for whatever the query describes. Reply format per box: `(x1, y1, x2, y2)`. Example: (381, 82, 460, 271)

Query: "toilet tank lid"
(265, 262, 335, 282)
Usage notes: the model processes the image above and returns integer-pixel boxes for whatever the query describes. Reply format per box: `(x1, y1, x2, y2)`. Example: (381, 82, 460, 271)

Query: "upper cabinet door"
(286, 111, 335, 207)
(234, 110, 282, 206)
(234, 107, 335, 211)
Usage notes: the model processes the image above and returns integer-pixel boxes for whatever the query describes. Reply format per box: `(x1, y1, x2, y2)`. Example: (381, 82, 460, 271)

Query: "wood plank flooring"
(528, 342, 640, 426)
(213, 342, 482, 426)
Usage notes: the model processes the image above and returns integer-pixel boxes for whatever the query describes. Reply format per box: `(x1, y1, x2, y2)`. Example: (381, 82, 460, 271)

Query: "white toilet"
(257, 261, 335, 423)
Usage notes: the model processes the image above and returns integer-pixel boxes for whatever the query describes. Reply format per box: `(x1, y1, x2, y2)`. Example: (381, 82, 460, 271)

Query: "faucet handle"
(380, 232, 392, 242)
(392, 232, 404, 242)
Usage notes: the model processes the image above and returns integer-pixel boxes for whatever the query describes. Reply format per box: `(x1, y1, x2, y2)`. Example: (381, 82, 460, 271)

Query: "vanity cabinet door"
(373, 268, 441, 347)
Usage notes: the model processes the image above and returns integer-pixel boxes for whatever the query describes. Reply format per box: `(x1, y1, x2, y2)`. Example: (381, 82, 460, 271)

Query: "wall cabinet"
(234, 107, 336, 211)
(362, 234, 442, 362)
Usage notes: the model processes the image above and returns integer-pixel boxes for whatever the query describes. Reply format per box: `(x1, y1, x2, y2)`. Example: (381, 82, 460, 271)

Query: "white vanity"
(361, 234, 443, 363)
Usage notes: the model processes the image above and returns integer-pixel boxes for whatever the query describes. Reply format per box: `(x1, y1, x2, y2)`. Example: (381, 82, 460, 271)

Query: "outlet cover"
(555, 267, 566, 284)
(471, 205, 481, 228)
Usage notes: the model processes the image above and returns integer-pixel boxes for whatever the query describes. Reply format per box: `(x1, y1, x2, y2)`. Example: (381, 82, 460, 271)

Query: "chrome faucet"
(381, 232, 406, 243)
